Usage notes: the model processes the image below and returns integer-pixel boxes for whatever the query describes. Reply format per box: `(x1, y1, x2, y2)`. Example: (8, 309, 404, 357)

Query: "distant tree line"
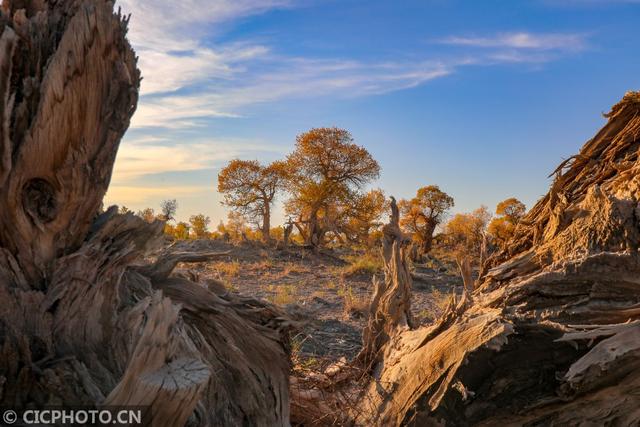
(121, 127, 528, 280)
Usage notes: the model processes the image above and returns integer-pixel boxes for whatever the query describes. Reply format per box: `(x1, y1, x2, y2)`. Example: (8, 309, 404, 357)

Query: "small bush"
(283, 262, 307, 275)
(253, 258, 275, 271)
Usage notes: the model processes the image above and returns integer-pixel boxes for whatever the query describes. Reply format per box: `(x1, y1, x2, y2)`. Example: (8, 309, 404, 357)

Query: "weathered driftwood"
(0, 1, 291, 425)
(355, 92, 640, 425)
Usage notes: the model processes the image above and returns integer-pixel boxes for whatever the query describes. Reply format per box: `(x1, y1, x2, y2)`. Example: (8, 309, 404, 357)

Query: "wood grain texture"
(355, 92, 640, 426)
(0, 2, 292, 425)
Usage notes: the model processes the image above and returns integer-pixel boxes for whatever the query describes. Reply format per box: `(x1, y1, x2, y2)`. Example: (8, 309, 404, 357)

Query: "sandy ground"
(169, 239, 463, 362)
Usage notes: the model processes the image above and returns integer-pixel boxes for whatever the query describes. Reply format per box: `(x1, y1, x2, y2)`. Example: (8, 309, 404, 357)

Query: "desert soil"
(169, 239, 463, 362)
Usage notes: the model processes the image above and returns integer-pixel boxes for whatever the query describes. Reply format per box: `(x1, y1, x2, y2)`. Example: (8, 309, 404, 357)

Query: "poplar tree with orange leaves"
(284, 127, 380, 247)
(218, 159, 287, 241)
(399, 185, 454, 256)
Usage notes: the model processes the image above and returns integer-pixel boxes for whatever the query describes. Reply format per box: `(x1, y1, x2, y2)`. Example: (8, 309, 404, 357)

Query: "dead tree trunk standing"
(357, 197, 414, 369)
(455, 255, 474, 293)
(355, 92, 640, 426)
(0, 1, 291, 426)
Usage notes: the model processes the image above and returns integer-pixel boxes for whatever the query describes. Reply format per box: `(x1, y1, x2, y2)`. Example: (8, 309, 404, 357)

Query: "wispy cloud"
(117, 0, 591, 130)
(124, 27, 589, 130)
(112, 135, 287, 182)
(110, 1, 594, 216)
(131, 58, 453, 129)
(440, 32, 588, 51)
(117, 0, 295, 52)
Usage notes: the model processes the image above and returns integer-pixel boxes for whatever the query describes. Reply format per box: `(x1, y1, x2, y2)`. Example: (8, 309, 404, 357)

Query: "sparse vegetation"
(338, 284, 369, 319)
(214, 260, 241, 277)
(341, 252, 383, 278)
(266, 284, 298, 305)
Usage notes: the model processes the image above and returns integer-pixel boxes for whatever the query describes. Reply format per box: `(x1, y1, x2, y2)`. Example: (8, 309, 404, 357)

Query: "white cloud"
(112, 135, 287, 182)
(441, 32, 588, 51)
(117, 0, 287, 95)
(117, 0, 294, 51)
(137, 44, 269, 95)
(117, 0, 590, 130)
(131, 59, 452, 129)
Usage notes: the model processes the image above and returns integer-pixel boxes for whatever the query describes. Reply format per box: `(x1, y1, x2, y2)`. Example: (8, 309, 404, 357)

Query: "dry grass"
(283, 262, 308, 276)
(338, 284, 369, 318)
(253, 258, 276, 271)
(213, 260, 241, 277)
(310, 289, 327, 300)
(341, 252, 383, 278)
(266, 284, 297, 305)
(224, 281, 238, 293)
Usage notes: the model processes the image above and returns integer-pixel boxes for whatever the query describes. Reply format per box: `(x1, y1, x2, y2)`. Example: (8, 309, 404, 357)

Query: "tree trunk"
(283, 222, 293, 248)
(456, 256, 474, 293)
(354, 92, 640, 425)
(420, 221, 437, 256)
(262, 200, 271, 242)
(357, 197, 414, 369)
(0, 2, 292, 425)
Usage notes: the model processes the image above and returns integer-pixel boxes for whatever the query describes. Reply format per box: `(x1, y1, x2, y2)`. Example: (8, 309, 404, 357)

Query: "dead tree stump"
(0, 1, 292, 425)
(358, 197, 414, 369)
(356, 92, 640, 426)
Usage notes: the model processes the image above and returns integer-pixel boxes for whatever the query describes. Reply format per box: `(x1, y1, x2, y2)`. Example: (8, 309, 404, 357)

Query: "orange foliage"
(399, 185, 454, 254)
(284, 127, 380, 246)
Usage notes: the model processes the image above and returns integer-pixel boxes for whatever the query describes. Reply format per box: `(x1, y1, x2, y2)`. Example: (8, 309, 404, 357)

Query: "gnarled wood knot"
(22, 178, 58, 223)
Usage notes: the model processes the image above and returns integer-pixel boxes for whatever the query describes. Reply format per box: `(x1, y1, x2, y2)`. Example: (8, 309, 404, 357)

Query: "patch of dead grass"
(341, 252, 383, 278)
(338, 284, 369, 319)
(213, 260, 241, 277)
(265, 284, 298, 305)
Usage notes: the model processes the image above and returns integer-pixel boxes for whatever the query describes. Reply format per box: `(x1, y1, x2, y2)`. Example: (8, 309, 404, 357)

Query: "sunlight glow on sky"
(104, 0, 640, 225)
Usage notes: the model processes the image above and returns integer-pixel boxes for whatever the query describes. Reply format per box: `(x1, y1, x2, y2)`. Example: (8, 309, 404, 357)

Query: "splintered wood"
(354, 92, 640, 425)
(0, 1, 292, 426)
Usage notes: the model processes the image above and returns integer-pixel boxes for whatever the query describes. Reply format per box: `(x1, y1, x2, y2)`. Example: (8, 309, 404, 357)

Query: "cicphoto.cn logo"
(1, 407, 148, 426)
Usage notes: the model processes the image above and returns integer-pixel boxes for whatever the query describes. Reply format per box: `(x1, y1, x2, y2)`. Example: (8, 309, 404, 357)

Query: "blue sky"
(105, 0, 640, 226)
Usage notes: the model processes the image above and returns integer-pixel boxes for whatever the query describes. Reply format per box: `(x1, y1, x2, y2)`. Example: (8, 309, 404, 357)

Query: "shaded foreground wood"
(355, 92, 640, 425)
(0, 1, 292, 426)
